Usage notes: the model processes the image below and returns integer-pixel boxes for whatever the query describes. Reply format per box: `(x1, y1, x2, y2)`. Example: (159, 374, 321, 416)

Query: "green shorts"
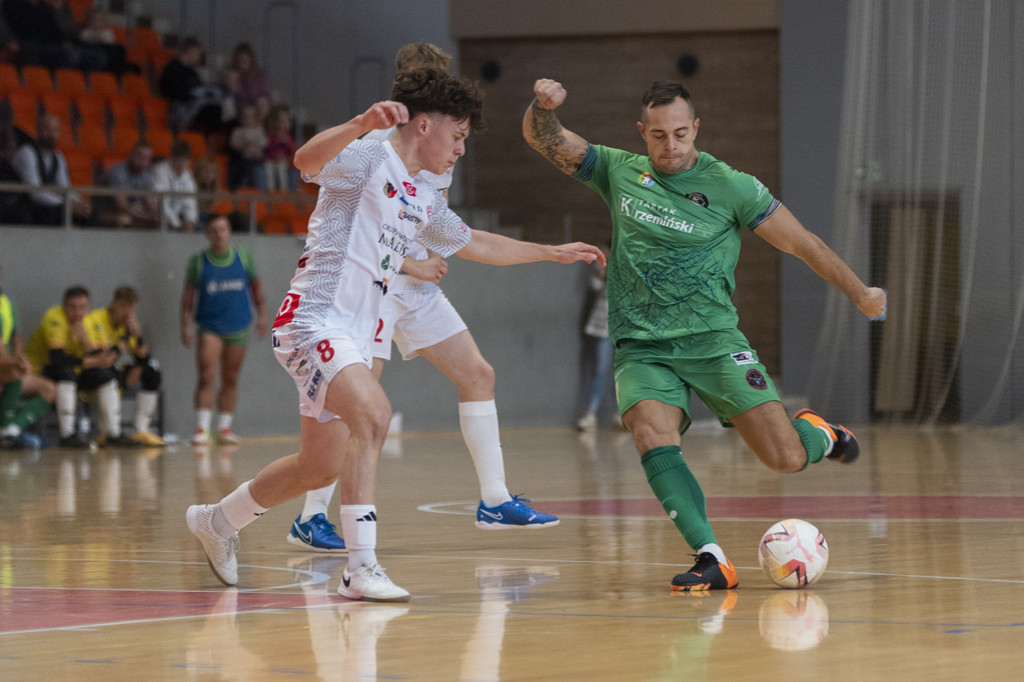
(614, 329, 780, 434)
(197, 325, 249, 346)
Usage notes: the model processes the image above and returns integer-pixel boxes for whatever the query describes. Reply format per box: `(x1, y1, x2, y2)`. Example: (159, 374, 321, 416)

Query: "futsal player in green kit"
(523, 79, 886, 591)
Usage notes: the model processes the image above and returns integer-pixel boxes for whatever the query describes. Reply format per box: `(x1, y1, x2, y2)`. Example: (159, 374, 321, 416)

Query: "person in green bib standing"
(524, 79, 886, 591)
(181, 215, 267, 445)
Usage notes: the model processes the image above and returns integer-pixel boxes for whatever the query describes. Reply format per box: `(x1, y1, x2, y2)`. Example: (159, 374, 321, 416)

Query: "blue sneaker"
(475, 495, 560, 530)
(285, 513, 347, 552)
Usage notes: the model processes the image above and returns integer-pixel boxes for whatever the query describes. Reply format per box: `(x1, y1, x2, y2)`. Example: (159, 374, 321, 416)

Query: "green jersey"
(573, 144, 779, 342)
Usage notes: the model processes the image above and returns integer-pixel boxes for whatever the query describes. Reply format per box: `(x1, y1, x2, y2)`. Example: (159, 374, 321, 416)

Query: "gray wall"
(0, 227, 591, 438)
(778, 0, 850, 397)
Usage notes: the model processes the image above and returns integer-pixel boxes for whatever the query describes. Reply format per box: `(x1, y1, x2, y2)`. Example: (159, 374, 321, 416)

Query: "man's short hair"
(641, 81, 697, 121)
(170, 139, 192, 159)
(391, 68, 484, 133)
(112, 286, 138, 305)
(63, 286, 89, 303)
(395, 42, 452, 74)
(179, 36, 202, 53)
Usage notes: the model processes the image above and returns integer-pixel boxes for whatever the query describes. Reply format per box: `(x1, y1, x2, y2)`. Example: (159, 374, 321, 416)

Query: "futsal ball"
(758, 519, 829, 588)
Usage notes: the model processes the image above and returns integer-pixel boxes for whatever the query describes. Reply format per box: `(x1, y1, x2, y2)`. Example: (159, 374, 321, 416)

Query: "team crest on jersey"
(746, 369, 768, 390)
(402, 181, 417, 196)
(685, 192, 709, 207)
(383, 181, 397, 198)
(638, 172, 655, 187)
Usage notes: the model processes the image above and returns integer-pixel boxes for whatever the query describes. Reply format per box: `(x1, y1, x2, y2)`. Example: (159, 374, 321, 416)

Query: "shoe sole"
(474, 519, 560, 530)
(336, 586, 411, 603)
(285, 533, 348, 553)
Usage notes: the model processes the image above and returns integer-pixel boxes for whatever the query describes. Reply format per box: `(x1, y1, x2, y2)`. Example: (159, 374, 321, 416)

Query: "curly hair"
(391, 68, 485, 134)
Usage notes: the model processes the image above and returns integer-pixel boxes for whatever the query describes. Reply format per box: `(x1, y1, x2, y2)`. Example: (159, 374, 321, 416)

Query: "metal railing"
(0, 180, 316, 234)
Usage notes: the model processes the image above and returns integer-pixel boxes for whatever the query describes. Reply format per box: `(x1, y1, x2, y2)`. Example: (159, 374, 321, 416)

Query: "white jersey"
(363, 127, 454, 296)
(273, 138, 471, 355)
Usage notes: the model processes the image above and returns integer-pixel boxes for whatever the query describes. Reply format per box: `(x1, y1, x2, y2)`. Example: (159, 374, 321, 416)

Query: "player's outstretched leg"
(286, 512, 347, 552)
(671, 552, 739, 592)
(475, 495, 560, 530)
(794, 408, 859, 464)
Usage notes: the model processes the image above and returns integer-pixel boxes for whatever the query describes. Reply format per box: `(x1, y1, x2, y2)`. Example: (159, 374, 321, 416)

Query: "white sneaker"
(337, 562, 411, 603)
(192, 429, 210, 445)
(186, 504, 240, 586)
(576, 412, 598, 431)
(217, 429, 241, 445)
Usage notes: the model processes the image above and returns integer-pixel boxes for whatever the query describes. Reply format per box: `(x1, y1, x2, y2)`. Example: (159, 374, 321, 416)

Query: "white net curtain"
(810, 0, 1024, 425)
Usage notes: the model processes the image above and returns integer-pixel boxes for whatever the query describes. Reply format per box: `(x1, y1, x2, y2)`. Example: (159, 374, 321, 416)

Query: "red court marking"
(537, 496, 1024, 520)
(0, 589, 335, 634)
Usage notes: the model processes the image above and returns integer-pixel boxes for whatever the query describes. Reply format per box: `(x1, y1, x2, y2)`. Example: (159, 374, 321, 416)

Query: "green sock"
(792, 417, 830, 469)
(15, 395, 51, 430)
(641, 445, 716, 550)
(0, 380, 21, 427)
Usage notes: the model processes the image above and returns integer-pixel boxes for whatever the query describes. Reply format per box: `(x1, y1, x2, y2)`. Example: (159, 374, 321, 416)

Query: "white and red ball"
(758, 519, 829, 588)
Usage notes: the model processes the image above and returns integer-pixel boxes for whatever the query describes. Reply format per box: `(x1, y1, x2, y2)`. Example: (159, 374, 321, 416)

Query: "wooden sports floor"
(2, 424, 1022, 681)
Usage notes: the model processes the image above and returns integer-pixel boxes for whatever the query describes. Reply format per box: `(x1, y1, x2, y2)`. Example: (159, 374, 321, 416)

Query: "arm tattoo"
(529, 100, 586, 174)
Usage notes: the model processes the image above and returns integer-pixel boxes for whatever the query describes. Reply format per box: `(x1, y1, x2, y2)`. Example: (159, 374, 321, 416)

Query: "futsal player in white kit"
(284, 43, 567, 553)
(186, 68, 604, 602)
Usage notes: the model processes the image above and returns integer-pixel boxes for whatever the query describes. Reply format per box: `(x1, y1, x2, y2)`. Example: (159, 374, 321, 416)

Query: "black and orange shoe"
(794, 408, 860, 464)
(671, 552, 739, 592)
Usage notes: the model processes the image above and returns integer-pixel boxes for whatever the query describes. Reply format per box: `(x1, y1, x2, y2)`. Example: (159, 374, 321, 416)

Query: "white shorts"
(272, 324, 372, 423)
(372, 289, 467, 361)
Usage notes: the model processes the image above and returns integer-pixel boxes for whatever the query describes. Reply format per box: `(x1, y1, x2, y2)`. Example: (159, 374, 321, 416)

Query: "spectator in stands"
(227, 104, 266, 191)
(263, 104, 297, 192)
(0, 263, 55, 450)
(0, 103, 30, 225)
(222, 42, 271, 124)
(93, 141, 159, 229)
(159, 36, 225, 134)
(0, 13, 20, 64)
(77, 6, 130, 75)
(12, 114, 90, 226)
(152, 139, 198, 232)
(3, 0, 99, 70)
(192, 156, 220, 223)
(46, 0, 107, 71)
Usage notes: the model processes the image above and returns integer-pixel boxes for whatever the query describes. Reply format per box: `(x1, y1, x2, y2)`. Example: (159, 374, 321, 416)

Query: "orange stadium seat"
(73, 92, 107, 129)
(7, 91, 39, 133)
(0, 63, 21, 96)
(176, 130, 207, 159)
(140, 97, 168, 131)
(111, 25, 128, 46)
(55, 68, 89, 97)
(21, 66, 54, 95)
(121, 74, 151, 103)
(63, 150, 95, 186)
(109, 124, 142, 156)
(208, 199, 235, 215)
(146, 127, 173, 157)
(41, 91, 73, 121)
(75, 122, 110, 157)
(67, 0, 92, 24)
(133, 27, 163, 55)
(262, 215, 290, 234)
(88, 72, 120, 99)
(107, 96, 138, 130)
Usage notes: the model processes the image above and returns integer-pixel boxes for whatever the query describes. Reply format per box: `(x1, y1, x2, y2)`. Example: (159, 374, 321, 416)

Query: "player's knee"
(459, 358, 495, 394)
(760, 447, 805, 474)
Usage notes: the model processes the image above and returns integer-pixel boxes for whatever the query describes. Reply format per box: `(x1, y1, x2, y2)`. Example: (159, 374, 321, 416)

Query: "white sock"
(2, 424, 19, 437)
(459, 401, 512, 508)
(57, 381, 77, 437)
(96, 379, 121, 437)
(218, 412, 234, 432)
(301, 481, 336, 522)
(134, 390, 159, 433)
(215, 480, 267, 535)
(196, 408, 213, 433)
(699, 543, 728, 565)
(340, 504, 377, 568)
